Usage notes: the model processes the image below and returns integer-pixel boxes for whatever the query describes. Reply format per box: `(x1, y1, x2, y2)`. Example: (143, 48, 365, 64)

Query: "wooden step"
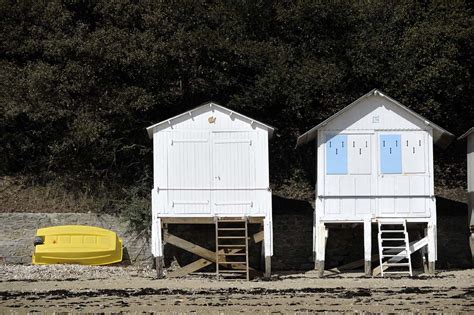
(219, 261, 247, 265)
(385, 263, 410, 266)
(381, 238, 407, 241)
(218, 228, 246, 231)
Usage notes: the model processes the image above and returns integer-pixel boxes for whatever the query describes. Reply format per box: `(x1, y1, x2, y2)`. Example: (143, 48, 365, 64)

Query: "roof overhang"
(146, 101, 275, 139)
(296, 89, 455, 149)
(458, 127, 474, 140)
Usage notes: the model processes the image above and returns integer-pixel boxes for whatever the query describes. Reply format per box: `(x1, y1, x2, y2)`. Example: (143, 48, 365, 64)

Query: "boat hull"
(32, 225, 123, 265)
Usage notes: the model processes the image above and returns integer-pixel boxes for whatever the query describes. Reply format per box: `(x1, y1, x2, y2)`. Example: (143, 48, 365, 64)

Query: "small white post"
(364, 218, 372, 276)
(420, 227, 429, 274)
(263, 216, 272, 279)
(152, 217, 163, 278)
(315, 222, 328, 277)
(427, 222, 436, 274)
(312, 211, 317, 263)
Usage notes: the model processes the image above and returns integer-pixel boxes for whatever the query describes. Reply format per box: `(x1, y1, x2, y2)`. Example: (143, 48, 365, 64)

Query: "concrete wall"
(0, 213, 152, 265)
(0, 195, 471, 270)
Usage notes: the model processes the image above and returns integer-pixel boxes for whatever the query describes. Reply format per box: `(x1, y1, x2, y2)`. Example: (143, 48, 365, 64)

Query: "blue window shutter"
(326, 135, 348, 174)
(380, 134, 402, 174)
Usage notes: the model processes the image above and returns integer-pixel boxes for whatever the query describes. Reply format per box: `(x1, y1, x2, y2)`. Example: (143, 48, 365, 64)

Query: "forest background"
(1, 1, 473, 232)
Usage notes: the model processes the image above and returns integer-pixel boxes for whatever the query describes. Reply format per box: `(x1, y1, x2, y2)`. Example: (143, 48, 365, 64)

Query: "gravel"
(0, 264, 156, 281)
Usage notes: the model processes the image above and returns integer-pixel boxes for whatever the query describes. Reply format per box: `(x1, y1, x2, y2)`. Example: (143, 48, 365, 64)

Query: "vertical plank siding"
(150, 105, 272, 218)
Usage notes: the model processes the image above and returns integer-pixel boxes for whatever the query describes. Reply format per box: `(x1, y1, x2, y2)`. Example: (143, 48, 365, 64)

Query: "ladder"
(215, 217, 250, 280)
(377, 220, 413, 277)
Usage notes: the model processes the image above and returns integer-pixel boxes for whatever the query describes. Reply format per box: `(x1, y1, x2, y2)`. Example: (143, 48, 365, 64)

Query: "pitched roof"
(146, 101, 275, 139)
(296, 89, 454, 149)
(458, 127, 474, 140)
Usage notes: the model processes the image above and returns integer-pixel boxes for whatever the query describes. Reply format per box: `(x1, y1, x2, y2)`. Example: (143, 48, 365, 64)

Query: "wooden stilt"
(364, 219, 372, 277)
(428, 262, 435, 274)
(364, 260, 371, 276)
(427, 223, 436, 275)
(317, 260, 325, 277)
(421, 227, 429, 274)
(155, 256, 164, 278)
(264, 256, 271, 279)
(315, 223, 328, 277)
(469, 228, 474, 266)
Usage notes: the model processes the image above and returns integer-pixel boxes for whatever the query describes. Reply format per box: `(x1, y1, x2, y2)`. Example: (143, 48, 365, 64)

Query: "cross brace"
(164, 230, 264, 278)
(373, 236, 428, 276)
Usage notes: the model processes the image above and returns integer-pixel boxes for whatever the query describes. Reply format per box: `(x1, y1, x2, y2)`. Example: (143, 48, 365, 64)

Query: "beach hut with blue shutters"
(297, 89, 454, 277)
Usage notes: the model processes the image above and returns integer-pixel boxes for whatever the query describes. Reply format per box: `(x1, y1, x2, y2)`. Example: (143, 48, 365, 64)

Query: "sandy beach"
(1, 265, 472, 313)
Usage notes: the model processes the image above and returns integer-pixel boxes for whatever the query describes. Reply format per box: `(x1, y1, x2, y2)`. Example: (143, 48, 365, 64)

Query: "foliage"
(1, 1, 473, 214)
(118, 183, 151, 238)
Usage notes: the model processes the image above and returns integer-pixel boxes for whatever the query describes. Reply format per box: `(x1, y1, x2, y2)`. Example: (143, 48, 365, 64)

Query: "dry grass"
(0, 176, 111, 213)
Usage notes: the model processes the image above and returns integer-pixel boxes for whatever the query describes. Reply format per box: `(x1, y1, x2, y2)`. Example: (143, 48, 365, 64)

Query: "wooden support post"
(427, 223, 436, 274)
(259, 223, 265, 271)
(470, 227, 474, 266)
(364, 219, 372, 276)
(421, 227, 429, 274)
(264, 256, 271, 279)
(263, 217, 272, 279)
(315, 223, 328, 277)
(155, 256, 164, 278)
(152, 218, 164, 278)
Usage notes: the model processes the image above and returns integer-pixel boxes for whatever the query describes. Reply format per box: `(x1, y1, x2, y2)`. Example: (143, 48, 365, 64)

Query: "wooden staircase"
(215, 217, 250, 280)
(377, 220, 413, 277)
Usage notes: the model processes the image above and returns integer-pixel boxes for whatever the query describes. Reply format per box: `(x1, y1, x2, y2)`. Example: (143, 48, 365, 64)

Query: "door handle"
(214, 176, 220, 180)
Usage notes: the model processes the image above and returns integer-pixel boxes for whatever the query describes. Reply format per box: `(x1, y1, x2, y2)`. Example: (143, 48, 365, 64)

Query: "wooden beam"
(253, 230, 264, 244)
(164, 232, 256, 272)
(409, 236, 428, 253)
(168, 248, 244, 278)
(164, 225, 265, 278)
(164, 231, 263, 261)
(161, 217, 265, 224)
(164, 232, 216, 261)
(328, 254, 379, 273)
(167, 259, 212, 278)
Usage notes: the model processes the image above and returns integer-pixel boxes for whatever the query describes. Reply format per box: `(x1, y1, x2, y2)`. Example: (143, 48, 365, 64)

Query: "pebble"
(0, 264, 155, 281)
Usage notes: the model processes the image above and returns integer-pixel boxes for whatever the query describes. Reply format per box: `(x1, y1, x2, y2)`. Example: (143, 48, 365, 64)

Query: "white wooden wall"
(316, 95, 435, 221)
(151, 105, 272, 218)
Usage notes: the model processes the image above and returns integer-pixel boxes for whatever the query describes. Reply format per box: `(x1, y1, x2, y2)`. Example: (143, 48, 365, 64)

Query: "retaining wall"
(0, 195, 471, 270)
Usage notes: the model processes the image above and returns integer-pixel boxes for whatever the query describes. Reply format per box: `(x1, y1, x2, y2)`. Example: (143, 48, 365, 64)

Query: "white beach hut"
(297, 89, 454, 277)
(146, 102, 274, 279)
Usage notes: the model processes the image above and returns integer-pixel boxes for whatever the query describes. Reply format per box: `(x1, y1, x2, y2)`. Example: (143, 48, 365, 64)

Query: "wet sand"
(1, 266, 473, 313)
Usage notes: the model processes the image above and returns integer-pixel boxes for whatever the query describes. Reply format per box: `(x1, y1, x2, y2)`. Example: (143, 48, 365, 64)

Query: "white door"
(167, 131, 211, 214)
(211, 131, 256, 214)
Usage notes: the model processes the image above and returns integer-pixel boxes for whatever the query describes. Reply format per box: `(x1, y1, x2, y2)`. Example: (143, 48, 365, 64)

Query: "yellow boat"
(32, 225, 123, 265)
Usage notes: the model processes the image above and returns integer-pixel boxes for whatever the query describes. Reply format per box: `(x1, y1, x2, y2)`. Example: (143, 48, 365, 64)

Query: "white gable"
(324, 94, 427, 131)
(297, 89, 454, 148)
(147, 102, 274, 138)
